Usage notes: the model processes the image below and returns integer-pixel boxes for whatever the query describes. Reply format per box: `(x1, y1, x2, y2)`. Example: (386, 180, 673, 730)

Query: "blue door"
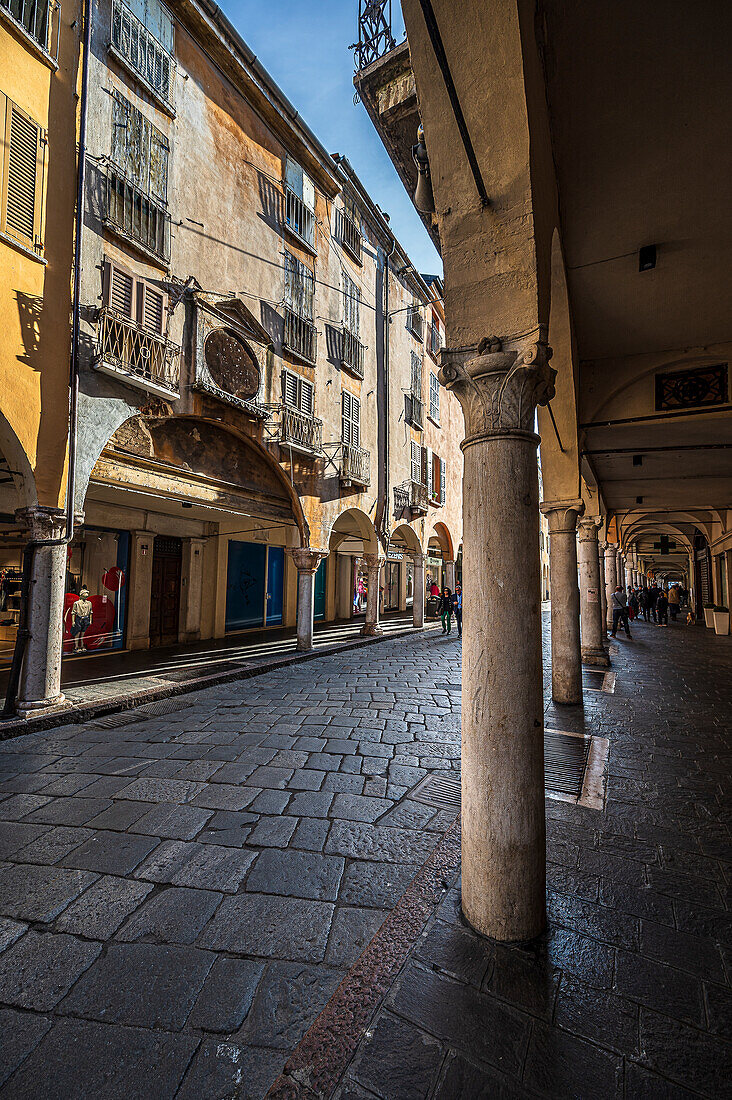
(314, 557, 326, 621)
(225, 541, 265, 631)
(266, 546, 284, 625)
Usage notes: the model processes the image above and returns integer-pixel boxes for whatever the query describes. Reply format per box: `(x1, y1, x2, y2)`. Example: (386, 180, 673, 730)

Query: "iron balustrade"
(111, 0, 174, 106)
(340, 442, 370, 486)
(264, 404, 323, 455)
(353, 0, 395, 70)
(285, 186, 315, 250)
(338, 208, 362, 262)
(341, 327, 365, 378)
(284, 307, 317, 365)
(104, 166, 171, 263)
(96, 306, 180, 395)
(1, 0, 53, 52)
(407, 306, 423, 342)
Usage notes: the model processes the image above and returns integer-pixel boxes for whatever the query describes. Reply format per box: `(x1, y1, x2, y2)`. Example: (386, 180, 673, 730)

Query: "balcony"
(0, 0, 54, 56)
(284, 307, 317, 365)
(341, 327, 365, 379)
(338, 209, 362, 264)
(285, 187, 316, 252)
(405, 393, 423, 430)
(408, 479, 428, 515)
(340, 443, 370, 488)
(103, 167, 171, 265)
(95, 307, 180, 399)
(264, 404, 323, 457)
(407, 307, 423, 342)
(110, 0, 174, 110)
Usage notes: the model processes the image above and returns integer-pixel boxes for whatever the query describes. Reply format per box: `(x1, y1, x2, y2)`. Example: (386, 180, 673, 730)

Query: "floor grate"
(410, 731, 594, 808)
(95, 698, 192, 727)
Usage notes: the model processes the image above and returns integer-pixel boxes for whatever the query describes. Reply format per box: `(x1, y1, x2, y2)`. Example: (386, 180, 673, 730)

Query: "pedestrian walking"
(640, 586, 652, 622)
(648, 583, 660, 623)
(438, 587, 453, 634)
(629, 589, 639, 621)
(668, 584, 680, 621)
(610, 585, 632, 638)
(451, 584, 462, 637)
(656, 589, 669, 626)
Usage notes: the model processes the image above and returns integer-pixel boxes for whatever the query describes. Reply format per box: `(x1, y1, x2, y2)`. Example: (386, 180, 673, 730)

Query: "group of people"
(610, 580, 686, 638)
(429, 580, 463, 636)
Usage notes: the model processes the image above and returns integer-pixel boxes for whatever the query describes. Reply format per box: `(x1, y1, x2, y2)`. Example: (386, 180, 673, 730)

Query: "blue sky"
(219, 0, 442, 276)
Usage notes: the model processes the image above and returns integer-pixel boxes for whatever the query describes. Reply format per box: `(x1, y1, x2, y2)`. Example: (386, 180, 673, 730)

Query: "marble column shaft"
(289, 548, 328, 651)
(16, 507, 68, 716)
(412, 553, 425, 629)
(578, 518, 609, 667)
(598, 540, 608, 636)
(360, 554, 383, 636)
(541, 499, 584, 705)
(605, 544, 619, 628)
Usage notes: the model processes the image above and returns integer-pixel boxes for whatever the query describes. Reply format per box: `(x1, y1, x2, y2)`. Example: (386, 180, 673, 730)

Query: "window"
(284, 157, 315, 249)
(104, 259, 167, 334)
(337, 196, 361, 263)
(411, 441, 422, 484)
(0, 92, 45, 251)
(282, 369, 314, 416)
(429, 371, 440, 423)
(406, 304, 423, 341)
(342, 270, 360, 336)
(284, 249, 314, 321)
(111, 0, 175, 106)
(1, 0, 51, 51)
(411, 351, 423, 397)
(342, 390, 361, 447)
(427, 450, 445, 505)
(111, 91, 169, 203)
(428, 313, 441, 359)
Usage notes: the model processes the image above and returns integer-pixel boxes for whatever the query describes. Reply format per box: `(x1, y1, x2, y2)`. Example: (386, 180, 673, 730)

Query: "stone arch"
(0, 411, 38, 509)
(429, 520, 455, 560)
(389, 522, 423, 554)
(326, 506, 380, 556)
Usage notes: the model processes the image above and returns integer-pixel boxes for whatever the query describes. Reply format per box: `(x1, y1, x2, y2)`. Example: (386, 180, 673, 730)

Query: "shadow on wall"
(325, 323, 344, 369)
(257, 170, 284, 236)
(260, 302, 284, 357)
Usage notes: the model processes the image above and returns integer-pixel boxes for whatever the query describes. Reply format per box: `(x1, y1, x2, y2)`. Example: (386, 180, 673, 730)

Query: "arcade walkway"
(0, 613, 728, 1097)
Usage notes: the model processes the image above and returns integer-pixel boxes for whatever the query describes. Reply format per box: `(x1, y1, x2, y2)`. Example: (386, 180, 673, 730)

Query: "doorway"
(150, 536, 182, 646)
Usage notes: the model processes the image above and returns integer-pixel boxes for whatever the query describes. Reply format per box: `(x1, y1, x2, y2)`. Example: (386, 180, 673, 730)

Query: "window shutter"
(3, 101, 42, 247)
(283, 370, 299, 408)
(285, 157, 303, 198)
(302, 172, 315, 212)
(149, 128, 169, 203)
(140, 283, 165, 333)
(404, 393, 412, 425)
(420, 445, 428, 487)
(427, 447, 433, 498)
(300, 378, 314, 416)
(440, 457, 446, 504)
(411, 441, 421, 483)
(342, 391, 351, 444)
(107, 263, 135, 318)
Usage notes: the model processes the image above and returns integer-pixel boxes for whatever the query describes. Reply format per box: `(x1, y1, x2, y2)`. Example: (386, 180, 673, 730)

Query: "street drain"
(159, 662, 246, 683)
(96, 698, 192, 727)
(410, 731, 607, 810)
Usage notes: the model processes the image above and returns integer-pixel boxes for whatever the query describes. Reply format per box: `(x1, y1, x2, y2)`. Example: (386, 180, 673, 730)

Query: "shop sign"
(426, 555, 442, 567)
(387, 551, 404, 561)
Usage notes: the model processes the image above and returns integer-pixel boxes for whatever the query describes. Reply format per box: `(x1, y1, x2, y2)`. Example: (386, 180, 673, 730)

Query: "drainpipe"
(375, 237, 396, 547)
(1, 0, 91, 718)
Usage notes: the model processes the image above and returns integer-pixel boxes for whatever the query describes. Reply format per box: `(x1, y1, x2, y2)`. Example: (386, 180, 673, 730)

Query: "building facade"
(0, 0, 464, 714)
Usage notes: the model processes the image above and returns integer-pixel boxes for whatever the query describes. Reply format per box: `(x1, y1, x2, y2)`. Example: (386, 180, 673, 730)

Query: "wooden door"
(150, 536, 182, 646)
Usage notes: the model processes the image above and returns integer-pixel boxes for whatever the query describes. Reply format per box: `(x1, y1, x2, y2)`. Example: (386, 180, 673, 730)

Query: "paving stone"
(638, 1006, 732, 1095)
(614, 949, 705, 1026)
(12, 825, 94, 865)
(323, 773, 366, 794)
(416, 918, 494, 989)
(84, 800, 156, 831)
(523, 1020, 623, 1099)
(0, 863, 97, 921)
(623, 1063, 699, 1100)
(114, 777, 204, 804)
(331, 793, 392, 823)
(0, 822, 50, 859)
(704, 982, 732, 1038)
(0, 916, 27, 954)
(0, 793, 51, 819)
(176, 1039, 284, 1100)
(61, 941, 214, 1028)
(339, 860, 422, 908)
(200, 893, 334, 962)
(246, 815, 298, 848)
(197, 810, 258, 847)
(134, 840, 255, 892)
(243, 766, 294, 789)
(0, 1008, 52, 1088)
(54, 875, 154, 938)
(350, 1010, 444, 1100)
(639, 920, 726, 983)
(72, 775, 139, 798)
(188, 956, 264, 1031)
(287, 790, 334, 817)
(116, 886, 222, 944)
(190, 784, 259, 811)
(248, 789, 292, 814)
(555, 972, 639, 1055)
(288, 768, 325, 791)
(246, 849, 344, 901)
(22, 797, 115, 826)
(325, 820, 439, 864)
(325, 905, 385, 967)
(0, 930, 101, 1010)
(5, 1017, 198, 1099)
(292, 817, 331, 852)
(130, 803, 214, 840)
(242, 961, 342, 1048)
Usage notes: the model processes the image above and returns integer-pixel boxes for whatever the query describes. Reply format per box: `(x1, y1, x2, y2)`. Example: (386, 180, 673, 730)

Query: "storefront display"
(225, 541, 284, 631)
(0, 559, 23, 665)
(353, 558, 368, 615)
(63, 528, 130, 656)
(384, 559, 401, 611)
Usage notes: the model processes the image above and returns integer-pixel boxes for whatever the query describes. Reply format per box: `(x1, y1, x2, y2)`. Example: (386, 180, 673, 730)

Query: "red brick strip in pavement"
(265, 816, 462, 1100)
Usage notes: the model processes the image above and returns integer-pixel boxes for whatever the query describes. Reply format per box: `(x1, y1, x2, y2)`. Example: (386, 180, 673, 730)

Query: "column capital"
(577, 516, 602, 542)
(363, 553, 383, 570)
(540, 499, 585, 533)
(288, 547, 328, 575)
(15, 506, 67, 541)
(439, 331, 556, 449)
(412, 551, 425, 566)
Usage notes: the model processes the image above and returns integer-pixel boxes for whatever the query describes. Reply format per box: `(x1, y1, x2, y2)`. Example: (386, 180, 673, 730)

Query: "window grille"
(0, 95, 44, 251)
(342, 270, 360, 336)
(429, 315, 441, 359)
(407, 305, 423, 342)
(104, 166, 171, 262)
(337, 206, 362, 263)
(1, 0, 51, 50)
(111, 0, 174, 106)
(284, 157, 316, 250)
(429, 371, 440, 422)
(342, 390, 361, 448)
(655, 364, 728, 411)
(284, 250, 314, 321)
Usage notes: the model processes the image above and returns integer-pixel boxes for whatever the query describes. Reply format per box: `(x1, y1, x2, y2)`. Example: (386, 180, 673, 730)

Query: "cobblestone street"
(0, 616, 729, 1098)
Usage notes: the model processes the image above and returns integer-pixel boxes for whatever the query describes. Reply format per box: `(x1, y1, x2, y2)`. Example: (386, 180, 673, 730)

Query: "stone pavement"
(0, 614, 729, 1097)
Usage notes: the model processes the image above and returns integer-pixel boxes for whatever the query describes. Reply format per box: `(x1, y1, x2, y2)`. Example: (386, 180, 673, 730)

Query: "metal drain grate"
(95, 698, 192, 728)
(159, 662, 245, 683)
(582, 669, 606, 690)
(410, 731, 593, 808)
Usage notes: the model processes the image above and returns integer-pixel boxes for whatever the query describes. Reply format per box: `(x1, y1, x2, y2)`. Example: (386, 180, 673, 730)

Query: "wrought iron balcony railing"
(285, 187, 315, 251)
(340, 442, 370, 487)
(338, 208, 362, 263)
(96, 307, 180, 398)
(284, 307, 317, 365)
(111, 0, 174, 107)
(104, 166, 171, 263)
(341, 327, 365, 379)
(1, 0, 54, 53)
(406, 306, 423, 342)
(353, 0, 396, 71)
(263, 404, 323, 457)
(409, 479, 429, 514)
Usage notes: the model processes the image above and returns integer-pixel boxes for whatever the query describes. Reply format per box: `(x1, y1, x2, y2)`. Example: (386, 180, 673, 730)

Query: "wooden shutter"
(427, 447, 433, 498)
(139, 282, 165, 333)
(300, 378, 314, 416)
(440, 457, 446, 504)
(352, 395, 360, 446)
(342, 391, 352, 445)
(2, 98, 44, 248)
(342, 391, 360, 446)
(283, 370, 299, 408)
(105, 261, 135, 318)
(420, 445, 428, 486)
(411, 441, 421, 483)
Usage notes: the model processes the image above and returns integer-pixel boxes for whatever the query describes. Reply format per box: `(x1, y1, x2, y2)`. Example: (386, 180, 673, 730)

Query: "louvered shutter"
(352, 396, 360, 447)
(106, 263, 135, 318)
(300, 378, 314, 416)
(440, 457, 446, 504)
(3, 100, 42, 247)
(283, 370, 299, 408)
(411, 441, 421, 483)
(420, 445, 428, 487)
(140, 283, 165, 333)
(427, 447, 433, 498)
(342, 391, 352, 445)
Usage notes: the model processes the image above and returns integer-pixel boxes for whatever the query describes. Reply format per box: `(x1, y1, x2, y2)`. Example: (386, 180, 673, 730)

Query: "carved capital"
(288, 547, 328, 574)
(540, 498, 585, 535)
(577, 516, 602, 543)
(439, 332, 556, 447)
(15, 506, 67, 541)
(363, 554, 383, 572)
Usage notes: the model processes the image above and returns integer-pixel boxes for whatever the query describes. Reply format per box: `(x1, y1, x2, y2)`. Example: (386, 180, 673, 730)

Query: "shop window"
(0, 92, 45, 253)
(62, 528, 131, 656)
(342, 390, 361, 447)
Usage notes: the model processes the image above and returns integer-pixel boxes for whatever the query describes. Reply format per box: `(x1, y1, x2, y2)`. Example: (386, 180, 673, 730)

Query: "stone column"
(605, 544, 618, 628)
(444, 559, 456, 590)
(127, 531, 155, 650)
(541, 499, 584, 705)
(15, 507, 68, 717)
(180, 537, 207, 643)
(360, 554, 383, 636)
(289, 548, 328, 651)
(577, 518, 609, 667)
(625, 563, 633, 591)
(598, 540, 608, 636)
(412, 553, 425, 629)
(440, 334, 555, 942)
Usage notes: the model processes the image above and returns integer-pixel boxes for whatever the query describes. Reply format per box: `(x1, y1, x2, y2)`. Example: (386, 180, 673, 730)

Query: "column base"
(582, 646, 611, 668)
(15, 693, 71, 720)
(295, 639, 314, 652)
(360, 623, 383, 636)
